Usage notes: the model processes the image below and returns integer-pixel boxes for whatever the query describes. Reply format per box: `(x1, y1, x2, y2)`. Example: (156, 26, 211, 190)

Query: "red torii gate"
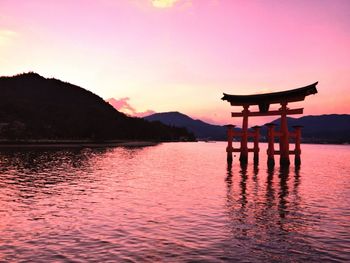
(222, 82, 318, 167)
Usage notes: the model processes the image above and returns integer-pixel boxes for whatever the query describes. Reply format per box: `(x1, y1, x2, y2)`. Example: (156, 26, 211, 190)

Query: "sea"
(0, 142, 349, 262)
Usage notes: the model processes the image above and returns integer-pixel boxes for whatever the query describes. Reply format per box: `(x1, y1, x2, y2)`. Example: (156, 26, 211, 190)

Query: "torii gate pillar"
(239, 105, 249, 164)
(279, 102, 290, 166)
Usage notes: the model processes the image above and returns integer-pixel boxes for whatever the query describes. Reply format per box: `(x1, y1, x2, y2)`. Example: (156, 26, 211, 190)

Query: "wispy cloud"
(151, 0, 179, 8)
(107, 97, 155, 118)
(134, 109, 156, 118)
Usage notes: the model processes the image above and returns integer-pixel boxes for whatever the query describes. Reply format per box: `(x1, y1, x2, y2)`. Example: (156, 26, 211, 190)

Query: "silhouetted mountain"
(0, 73, 195, 141)
(145, 112, 350, 144)
(270, 114, 350, 143)
(145, 112, 227, 140)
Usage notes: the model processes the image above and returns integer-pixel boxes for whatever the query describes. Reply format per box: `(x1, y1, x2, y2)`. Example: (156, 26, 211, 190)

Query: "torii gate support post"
(239, 105, 249, 165)
(293, 125, 302, 166)
(279, 102, 290, 166)
(226, 125, 235, 164)
(266, 123, 276, 168)
(252, 126, 260, 165)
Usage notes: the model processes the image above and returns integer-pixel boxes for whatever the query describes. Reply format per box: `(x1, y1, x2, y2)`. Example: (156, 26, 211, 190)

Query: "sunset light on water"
(0, 143, 349, 261)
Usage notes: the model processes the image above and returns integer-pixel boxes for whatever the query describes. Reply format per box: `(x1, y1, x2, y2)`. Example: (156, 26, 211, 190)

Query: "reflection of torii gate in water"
(222, 82, 318, 167)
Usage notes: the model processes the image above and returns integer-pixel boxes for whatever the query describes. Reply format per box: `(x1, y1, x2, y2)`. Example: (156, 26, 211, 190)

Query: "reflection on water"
(224, 145, 350, 262)
(0, 143, 349, 262)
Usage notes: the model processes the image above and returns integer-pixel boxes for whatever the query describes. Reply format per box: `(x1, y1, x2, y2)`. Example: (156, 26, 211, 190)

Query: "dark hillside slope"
(0, 73, 194, 141)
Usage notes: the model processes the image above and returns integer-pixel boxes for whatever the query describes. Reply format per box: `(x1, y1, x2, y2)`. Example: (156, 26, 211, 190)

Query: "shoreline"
(0, 140, 347, 148)
(0, 140, 162, 148)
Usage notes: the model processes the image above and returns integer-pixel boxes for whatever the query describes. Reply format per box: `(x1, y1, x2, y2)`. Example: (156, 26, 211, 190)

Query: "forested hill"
(0, 73, 195, 141)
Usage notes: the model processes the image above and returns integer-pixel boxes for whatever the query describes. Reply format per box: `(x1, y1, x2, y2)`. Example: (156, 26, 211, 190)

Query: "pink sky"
(1, 0, 350, 125)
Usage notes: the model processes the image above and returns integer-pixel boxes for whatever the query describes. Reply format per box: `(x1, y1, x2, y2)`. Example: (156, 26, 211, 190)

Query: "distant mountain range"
(2, 72, 348, 144)
(271, 115, 350, 143)
(145, 112, 227, 140)
(145, 112, 350, 144)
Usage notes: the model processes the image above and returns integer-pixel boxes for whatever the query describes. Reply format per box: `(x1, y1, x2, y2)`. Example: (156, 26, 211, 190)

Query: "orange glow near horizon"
(1, 0, 350, 125)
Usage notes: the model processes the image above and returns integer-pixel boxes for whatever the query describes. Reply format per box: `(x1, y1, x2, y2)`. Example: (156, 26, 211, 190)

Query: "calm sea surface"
(0, 142, 349, 262)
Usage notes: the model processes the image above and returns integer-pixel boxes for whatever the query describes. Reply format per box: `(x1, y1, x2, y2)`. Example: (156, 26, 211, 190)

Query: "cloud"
(107, 97, 135, 115)
(107, 97, 155, 118)
(151, 0, 179, 8)
(134, 109, 156, 118)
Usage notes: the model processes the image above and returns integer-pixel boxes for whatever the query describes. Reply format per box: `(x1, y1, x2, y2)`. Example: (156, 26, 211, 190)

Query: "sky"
(1, 0, 350, 125)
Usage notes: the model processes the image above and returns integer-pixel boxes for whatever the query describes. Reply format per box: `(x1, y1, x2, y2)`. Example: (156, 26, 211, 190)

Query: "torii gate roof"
(222, 82, 318, 108)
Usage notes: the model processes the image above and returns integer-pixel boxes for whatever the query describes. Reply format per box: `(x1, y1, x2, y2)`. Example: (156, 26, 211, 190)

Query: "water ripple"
(0, 143, 349, 262)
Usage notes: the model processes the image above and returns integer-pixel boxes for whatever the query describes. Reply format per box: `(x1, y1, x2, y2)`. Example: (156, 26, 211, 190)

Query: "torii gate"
(222, 82, 318, 167)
